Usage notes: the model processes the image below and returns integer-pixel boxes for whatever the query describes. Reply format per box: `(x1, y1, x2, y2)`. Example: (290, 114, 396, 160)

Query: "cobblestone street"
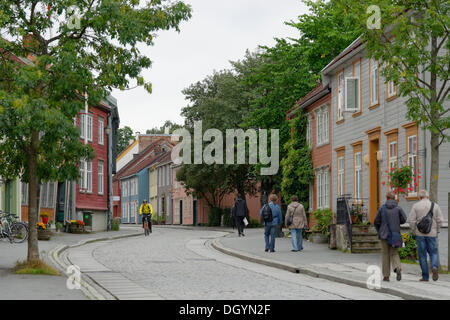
(71, 227, 402, 300)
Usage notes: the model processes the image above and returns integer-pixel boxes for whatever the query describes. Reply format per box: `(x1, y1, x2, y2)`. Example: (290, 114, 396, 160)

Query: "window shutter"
(345, 78, 358, 112)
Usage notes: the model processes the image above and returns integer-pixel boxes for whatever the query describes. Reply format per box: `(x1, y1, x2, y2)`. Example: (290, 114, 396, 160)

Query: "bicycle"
(0, 212, 28, 243)
(143, 214, 152, 236)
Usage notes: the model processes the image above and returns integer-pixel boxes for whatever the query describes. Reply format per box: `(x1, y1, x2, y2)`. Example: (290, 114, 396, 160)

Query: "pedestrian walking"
(285, 195, 307, 252)
(374, 191, 407, 282)
(260, 194, 282, 253)
(408, 189, 444, 282)
(233, 194, 249, 237)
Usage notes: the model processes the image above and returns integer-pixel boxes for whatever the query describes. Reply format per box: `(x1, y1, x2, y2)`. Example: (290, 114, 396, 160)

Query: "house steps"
(351, 225, 381, 253)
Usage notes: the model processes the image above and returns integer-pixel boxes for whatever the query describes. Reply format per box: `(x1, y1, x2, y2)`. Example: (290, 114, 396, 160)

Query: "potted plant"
(40, 212, 49, 225)
(386, 165, 416, 196)
(69, 220, 85, 234)
(55, 222, 63, 233)
(349, 205, 363, 224)
(37, 222, 51, 240)
(311, 208, 333, 244)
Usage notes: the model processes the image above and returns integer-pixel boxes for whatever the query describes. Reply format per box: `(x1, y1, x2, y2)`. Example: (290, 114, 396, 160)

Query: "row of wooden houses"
(112, 134, 264, 225)
(288, 37, 449, 223)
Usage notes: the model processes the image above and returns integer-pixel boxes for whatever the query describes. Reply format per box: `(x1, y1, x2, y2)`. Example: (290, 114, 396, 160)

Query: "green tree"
(0, 0, 191, 263)
(117, 126, 136, 155)
(179, 66, 259, 203)
(146, 120, 183, 134)
(281, 112, 313, 208)
(337, 0, 449, 202)
(242, 0, 360, 199)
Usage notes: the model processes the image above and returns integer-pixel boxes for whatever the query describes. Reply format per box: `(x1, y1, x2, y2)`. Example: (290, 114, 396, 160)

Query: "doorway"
(179, 200, 183, 225)
(369, 138, 380, 222)
(193, 200, 198, 226)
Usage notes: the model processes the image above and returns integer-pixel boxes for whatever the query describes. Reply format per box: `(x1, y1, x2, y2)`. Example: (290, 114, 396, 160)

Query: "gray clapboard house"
(321, 37, 449, 223)
(156, 152, 173, 224)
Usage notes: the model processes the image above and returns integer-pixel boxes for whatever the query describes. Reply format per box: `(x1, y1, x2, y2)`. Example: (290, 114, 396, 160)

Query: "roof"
(155, 152, 173, 168)
(114, 139, 173, 180)
(321, 36, 363, 75)
(286, 83, 330, 118)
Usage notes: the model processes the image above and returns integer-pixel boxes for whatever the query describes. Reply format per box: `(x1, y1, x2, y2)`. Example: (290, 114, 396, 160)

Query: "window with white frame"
(98, 160, 104, 195)
(79, 160, 86, 191)
(79, 114, 85, 139)
(79, 113, 93, 141)
(387, 81, 396, 98)
(98, 116, 104, 145)
(354, 152, 362, 202)
(306, 115, 312, 147)
(353, 60, 361, 111)
(316, 168, 329, 209)
(370, 58, 379, 106)
(39, 182, 55, 208)
(338, 156, 345, 197)
(388, 141, 398, 186)
(337, 72, 344, 121)
(87, 113, 93, 142)
(316, 106, 329, 146)
(408, 135, 417, 195)
(86, 160, 92, 193)
(21, 182, 28, 205)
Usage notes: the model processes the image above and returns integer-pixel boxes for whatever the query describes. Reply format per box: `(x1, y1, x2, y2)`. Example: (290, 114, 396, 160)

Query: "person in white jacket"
(408, 190, 444, 282)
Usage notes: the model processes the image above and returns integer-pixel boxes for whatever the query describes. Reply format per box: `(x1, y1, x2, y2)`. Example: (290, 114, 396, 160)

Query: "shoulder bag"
(382, 205, 403, 248)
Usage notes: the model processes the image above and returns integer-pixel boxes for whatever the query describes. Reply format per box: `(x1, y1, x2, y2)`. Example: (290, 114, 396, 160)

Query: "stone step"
(352, 235, 379, 241)
(352, 240, 381, 249)
(351, 247, 382, 254)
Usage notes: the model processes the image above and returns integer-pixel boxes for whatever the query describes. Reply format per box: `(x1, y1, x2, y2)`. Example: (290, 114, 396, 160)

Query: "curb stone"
(210, 238, 436, 300)
(48, 232, 143, 300)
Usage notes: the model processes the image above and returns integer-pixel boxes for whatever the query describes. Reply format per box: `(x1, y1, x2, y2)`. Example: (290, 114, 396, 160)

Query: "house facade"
(321, 37, 449, 223)
(156, 153, 173, 224)
(113, 138, 173, 223)
(287, 83, 333, 226)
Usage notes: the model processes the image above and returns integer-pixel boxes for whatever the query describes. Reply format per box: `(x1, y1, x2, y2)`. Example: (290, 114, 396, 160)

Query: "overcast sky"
(111, 0, 309, 134)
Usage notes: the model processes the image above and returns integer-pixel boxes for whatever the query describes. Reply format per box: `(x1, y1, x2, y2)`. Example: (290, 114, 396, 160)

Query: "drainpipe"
(107, 114, 113, 231)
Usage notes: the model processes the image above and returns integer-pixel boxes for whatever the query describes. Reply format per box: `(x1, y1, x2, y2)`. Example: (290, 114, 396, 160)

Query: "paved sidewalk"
(0, 225, 142, 300)
(214, 228, 450, 300)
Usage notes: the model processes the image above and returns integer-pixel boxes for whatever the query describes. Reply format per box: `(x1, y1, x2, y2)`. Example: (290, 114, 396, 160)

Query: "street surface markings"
(68, 242, 164, 300)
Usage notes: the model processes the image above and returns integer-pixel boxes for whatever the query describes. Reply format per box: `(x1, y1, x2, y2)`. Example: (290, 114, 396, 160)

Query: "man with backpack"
(408, 190, 444, 282)
(260, 194, 282, 253)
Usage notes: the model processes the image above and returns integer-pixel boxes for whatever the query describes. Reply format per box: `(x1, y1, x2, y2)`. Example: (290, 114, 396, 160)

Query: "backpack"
(417, 202, 434, 234)
(262, 204, 273, 223)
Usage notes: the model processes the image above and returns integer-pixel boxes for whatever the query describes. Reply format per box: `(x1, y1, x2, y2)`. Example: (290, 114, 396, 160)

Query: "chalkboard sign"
(336, 197, 350, 225)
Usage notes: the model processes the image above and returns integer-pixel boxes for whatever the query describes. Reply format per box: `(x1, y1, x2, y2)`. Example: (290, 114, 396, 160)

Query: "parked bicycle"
(0, 211, 28, 243)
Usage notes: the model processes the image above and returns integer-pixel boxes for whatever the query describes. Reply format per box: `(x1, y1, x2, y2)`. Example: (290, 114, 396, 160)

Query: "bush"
(247, 218, 262, 228)
(398, 232, 418, 260)
(222, 208, 233, 227)
(111, 217, 121, 231)
(311, 208, 334, 235)
(208, 207, 223, 227)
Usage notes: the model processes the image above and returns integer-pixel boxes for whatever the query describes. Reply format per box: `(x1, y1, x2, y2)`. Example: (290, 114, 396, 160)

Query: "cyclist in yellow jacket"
(139, 200, 153, 231)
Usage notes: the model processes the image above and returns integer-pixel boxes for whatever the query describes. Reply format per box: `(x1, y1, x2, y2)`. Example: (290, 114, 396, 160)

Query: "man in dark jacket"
(374, 191, 407, 282)
(233, 194, 249, 237)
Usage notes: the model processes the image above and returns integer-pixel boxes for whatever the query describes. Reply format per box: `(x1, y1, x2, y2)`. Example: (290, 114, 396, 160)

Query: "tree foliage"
(117, 126, 136, 155)
(0, 0, 191, 263)
(280, 112, 313, 207)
